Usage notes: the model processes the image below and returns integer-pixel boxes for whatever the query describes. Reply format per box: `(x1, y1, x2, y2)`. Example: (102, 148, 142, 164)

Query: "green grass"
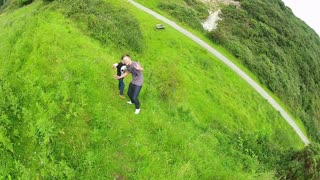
(152, 0, 320, 141)
(0, 0, 306, 179)
(133, 0, 309, 137)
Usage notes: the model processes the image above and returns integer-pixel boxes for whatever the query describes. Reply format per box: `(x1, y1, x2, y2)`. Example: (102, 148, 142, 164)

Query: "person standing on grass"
(112, 58, 127, 98)
(114, 54, 143, 114)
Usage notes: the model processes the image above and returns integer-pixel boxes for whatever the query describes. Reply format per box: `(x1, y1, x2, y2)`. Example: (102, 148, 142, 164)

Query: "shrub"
(211, 29, 227, 44)
(16, 0, 33, 7)
(276, 143, 320, 179)
(183, 0, 208, 19)
(213, 0, 320, 141)
(158, 2, 205, 31)
(59, 0, 144, 52)
(233, 130, 281, 171)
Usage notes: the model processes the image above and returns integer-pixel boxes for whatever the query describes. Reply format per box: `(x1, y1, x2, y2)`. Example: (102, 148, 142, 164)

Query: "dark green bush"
(232, 130, 283, 172)
(42, 0, 55, 2)
(158, 2, 205, 31)
(1, 0, 9, 6)
(183, 0, 208, 19)
(16, 0, 33, 7)
(59, 0, 144, 52)
(1, 0, 33, 8)
(212, 0, 320, 142)
(276, 143, 320, 179)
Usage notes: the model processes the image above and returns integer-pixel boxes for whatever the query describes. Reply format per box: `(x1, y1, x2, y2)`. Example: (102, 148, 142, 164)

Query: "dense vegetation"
(157, 0, 208, 31)
(59, 0, 144, 53)
(213, 0, 320, 142)
(0, 0, 8, 5)
(133, 0, 320, 178)
(137, 0, 320, 143)
(0, 0, 314, 179)
(276, 143, 320, 179)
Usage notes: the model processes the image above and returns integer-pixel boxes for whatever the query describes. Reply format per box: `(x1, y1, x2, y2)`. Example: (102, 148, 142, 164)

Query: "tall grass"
(0, 0, 305, 179)
(58, 0, 144, 53)
(140, 0, 320, 142)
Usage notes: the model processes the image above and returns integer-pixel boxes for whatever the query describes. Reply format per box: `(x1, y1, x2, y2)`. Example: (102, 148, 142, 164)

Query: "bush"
(59, 0, 144, 52)
(233, 130, 282, 171)
(16, 0, 33, 7)
(276, 143, 320, 179)
(214, 0, 320, 142)
(41, 0, 56, 5)
(184, 0, 208, 19)
(158, 2, 205, 31)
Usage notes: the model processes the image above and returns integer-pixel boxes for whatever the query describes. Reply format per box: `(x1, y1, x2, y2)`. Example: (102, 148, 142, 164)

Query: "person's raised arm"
(135, 63, 143, 71)
(112, 63, 118, 69)
(114, 71, 129, 79)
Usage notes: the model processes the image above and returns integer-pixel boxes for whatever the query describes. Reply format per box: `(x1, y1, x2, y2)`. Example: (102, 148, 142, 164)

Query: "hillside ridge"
(128, 0, 309, 145)
(0, 0, 312, 178)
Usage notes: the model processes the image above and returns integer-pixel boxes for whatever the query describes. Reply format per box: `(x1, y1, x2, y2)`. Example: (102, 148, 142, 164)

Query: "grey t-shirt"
(127, 61, 144, 86)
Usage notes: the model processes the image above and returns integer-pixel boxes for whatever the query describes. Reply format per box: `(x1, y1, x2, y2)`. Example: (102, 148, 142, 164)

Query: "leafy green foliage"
(141, 0, 320, 143)
(158, 0, 207, 31)
(9, 0, 33, 7)
(211, 0, 320, 141)
(42, 0, 55, 3)
(276, 143, 320, 179)
(59, 0, 144, 52)
(17, 0, 33, 6)
(183, 0, 208, 19)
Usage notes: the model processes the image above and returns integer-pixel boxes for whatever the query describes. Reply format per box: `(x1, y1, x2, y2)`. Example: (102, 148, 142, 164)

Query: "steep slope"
(128, 0, 309, 145)
(215, 0, 320, 142)
(137, 0, 320, 142)
(0, 0, 306, 179)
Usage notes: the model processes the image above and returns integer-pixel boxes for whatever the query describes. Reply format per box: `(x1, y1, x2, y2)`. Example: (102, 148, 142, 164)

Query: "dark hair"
(121, 54, 130, 60)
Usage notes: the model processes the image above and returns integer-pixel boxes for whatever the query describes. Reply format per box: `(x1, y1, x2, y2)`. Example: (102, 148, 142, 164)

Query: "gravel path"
(128, 0, 310, 145)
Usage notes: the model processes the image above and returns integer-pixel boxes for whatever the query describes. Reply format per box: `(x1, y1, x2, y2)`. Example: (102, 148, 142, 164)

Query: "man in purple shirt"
(115, 54, 143, 114)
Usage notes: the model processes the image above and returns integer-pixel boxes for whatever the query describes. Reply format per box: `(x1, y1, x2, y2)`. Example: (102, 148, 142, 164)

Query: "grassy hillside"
(0, 0, 306, 179)
(216, 0, 320, 142)
(135, 0, 320, 142)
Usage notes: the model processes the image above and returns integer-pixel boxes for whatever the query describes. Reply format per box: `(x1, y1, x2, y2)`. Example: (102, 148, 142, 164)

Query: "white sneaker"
(127, 101, 133, 105)
(135, 109, 140, 114)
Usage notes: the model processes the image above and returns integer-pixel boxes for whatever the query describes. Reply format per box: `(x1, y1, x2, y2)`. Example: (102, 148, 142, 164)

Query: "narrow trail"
(128, 0, 310, 145)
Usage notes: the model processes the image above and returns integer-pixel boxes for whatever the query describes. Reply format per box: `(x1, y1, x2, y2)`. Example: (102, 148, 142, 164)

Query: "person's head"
(121, 54, 131, 65)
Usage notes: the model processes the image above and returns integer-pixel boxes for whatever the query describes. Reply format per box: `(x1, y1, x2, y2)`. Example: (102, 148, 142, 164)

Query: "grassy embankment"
(134, 0, 309, 140)
(135, 0, 320, 141)
(0, 0, 305, 179)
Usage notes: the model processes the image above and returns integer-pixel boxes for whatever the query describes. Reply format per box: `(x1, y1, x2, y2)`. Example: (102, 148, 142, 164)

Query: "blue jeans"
(128, 83, 142, 109)
(118, 79, 125, 95)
